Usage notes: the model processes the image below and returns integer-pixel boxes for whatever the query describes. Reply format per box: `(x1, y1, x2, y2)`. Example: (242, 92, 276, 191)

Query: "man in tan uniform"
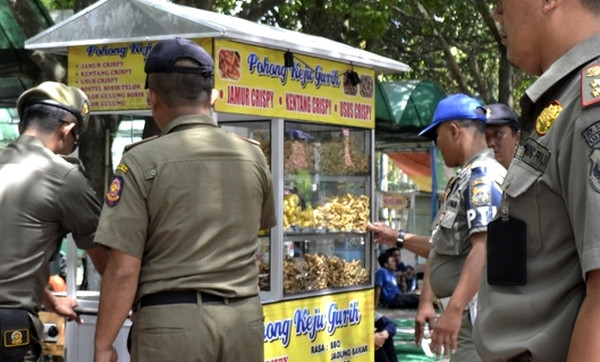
(474, 1, 600, 361)
(93, 38, 276, 362)
(0, 82, 109, 362)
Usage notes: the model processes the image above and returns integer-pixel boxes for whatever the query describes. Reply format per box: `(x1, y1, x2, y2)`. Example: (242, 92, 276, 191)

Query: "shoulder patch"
(116, 163, 129, 174)
(582, 121, 600, 193)
(124, 135, 158, 153)
(105, 176, 124, 207)
(582, 63, 600, 108)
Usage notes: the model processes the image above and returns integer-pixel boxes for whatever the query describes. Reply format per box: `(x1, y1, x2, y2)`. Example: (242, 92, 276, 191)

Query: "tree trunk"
(7, 0, 66, 81)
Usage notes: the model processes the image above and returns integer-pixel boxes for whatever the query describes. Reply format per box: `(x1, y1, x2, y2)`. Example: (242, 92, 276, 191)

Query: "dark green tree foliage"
(213, 0, 532, 107)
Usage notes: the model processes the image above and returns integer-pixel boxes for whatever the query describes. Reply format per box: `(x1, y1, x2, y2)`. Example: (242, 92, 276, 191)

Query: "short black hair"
(21, 103, 76, 134)
(456, 119, 486, 135)
(378, 253, 392, 268)
(386, 247, 400, 255)
(581, 0, 600, 15)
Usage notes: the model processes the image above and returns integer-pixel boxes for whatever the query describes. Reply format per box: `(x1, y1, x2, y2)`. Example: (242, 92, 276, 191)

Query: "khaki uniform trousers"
(131, 295, 264, 362)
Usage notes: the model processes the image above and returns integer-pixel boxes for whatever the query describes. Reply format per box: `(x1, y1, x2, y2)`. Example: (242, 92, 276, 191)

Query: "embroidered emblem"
(471, 186, 490, 206)
(3, 329, 29, 347)
(587, 65, 600, 77)
(591, 79, 600, 98)
(471, 178, 490, 206)
(116, 163, 129, 174)
(105, 176, 124, 207)
(582, 63, 600, 107)
(81, 100, 90, 120)
(582, 121, 600, 192)
(535, 101, 562, 135)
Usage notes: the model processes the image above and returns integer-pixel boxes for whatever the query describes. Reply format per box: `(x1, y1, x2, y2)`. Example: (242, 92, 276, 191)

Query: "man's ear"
(61, 122, 77, 139)
(542, 0, 562, 13)
(210, 88, 219, 107)
(146, 88, 158, 109)
(449, 122, 461, 139)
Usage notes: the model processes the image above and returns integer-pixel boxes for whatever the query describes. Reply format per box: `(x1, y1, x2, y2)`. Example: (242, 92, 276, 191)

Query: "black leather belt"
(140, 291, 246, 308)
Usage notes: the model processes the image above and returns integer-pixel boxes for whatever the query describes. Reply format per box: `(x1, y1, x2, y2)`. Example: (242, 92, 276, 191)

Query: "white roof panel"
(26, 0, 409, 73)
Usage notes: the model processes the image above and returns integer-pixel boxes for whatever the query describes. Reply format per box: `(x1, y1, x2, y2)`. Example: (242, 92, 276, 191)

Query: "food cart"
(25, 0, 409, 360)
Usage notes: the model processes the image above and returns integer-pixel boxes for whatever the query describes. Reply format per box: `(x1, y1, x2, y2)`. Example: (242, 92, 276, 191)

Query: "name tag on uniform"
(514, 138, 550, 173)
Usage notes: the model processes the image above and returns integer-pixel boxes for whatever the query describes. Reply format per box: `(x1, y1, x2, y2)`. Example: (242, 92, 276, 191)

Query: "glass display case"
(220, 119, 374, 301)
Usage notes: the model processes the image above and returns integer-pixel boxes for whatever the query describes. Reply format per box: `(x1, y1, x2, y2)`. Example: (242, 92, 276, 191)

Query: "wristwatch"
(396, 229, 407, 249)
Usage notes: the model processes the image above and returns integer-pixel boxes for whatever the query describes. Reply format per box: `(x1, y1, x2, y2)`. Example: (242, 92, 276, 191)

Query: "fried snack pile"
(314, 194, 369, 232)
(283, 253, 369, 294)
(283, 193, 314, 230)
(284, 194, 370, 232)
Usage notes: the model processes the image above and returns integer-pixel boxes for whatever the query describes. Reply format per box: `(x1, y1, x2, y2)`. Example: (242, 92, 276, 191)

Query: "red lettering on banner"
(251, 88, 275, 109)
(227, 85, 250, 106)
(265, 357, 289, 362)
(311, 96, 332, 115)
(286, 93, 312, 113)
(340, 101, 354, 118)
(354, 103, 372, 120)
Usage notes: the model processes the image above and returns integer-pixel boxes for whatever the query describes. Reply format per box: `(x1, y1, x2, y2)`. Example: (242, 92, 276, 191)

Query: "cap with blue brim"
(419, 94, 487, 140)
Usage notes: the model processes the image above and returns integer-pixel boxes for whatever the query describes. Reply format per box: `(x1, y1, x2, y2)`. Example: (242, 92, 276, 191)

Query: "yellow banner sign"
(67, 40, 212, 111)
(214, 40, 375, 128)
(263, 289, 374, 362)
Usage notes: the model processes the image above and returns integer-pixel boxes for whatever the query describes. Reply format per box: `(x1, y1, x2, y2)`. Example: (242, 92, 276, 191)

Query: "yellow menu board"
(68, 40, 212, 111)
(214, 40, 375, 128)
(263, 289, 374, 362)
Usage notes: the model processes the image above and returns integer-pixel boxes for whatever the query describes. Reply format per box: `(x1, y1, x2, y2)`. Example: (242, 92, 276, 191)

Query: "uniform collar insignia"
(535, 100, 562, 136)
(581, 62, 600, 107)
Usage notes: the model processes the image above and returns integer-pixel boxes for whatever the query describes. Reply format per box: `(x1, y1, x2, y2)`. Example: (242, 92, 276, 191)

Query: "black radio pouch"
(487, 216, 527, 285)
(0, 309, 31, 362)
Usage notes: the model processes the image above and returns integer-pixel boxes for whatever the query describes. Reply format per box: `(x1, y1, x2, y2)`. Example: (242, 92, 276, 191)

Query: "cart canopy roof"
(25, 0, 409, 74)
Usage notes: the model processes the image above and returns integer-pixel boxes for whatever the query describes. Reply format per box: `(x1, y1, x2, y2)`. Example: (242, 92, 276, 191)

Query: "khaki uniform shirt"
(474, 34, 600, 361)
(429, 149, 505, 298)
(94, 115, 276, 302)
(0, 136, 100, 313)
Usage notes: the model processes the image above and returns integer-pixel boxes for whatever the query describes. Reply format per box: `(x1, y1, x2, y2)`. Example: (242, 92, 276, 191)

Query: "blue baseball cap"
(419, 94, 487, 140)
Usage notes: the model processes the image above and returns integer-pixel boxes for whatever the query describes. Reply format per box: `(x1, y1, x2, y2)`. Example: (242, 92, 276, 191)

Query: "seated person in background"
(375, 253, 420, 309)
(375, 312, 399, 362)
(402, 265, 418, 293)
(386, 246, 407, 285)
